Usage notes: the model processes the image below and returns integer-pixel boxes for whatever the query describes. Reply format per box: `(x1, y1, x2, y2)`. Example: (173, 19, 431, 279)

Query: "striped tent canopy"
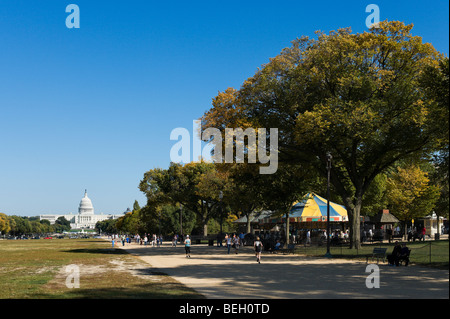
(262, 193, 348, 223)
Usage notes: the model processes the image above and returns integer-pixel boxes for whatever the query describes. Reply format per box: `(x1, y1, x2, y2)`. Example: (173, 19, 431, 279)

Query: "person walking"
(254, 236, 263, 263)
(225, 234, 232, 254)
(239, 232, 245, 246)
(233, 234, 240, 254)
(184, 235, 191, 258)
(172, 234, 178, 247)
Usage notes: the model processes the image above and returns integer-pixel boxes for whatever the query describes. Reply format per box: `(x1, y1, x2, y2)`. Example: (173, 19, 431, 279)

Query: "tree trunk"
(200, 203, 208, 236)
(203, 223, 208, 237)
(246, 215, 251, 234)
(348, 202, 362, 249)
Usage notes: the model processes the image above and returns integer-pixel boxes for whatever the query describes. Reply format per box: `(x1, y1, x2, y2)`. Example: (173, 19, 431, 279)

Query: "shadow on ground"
(121, 244, 449, 299)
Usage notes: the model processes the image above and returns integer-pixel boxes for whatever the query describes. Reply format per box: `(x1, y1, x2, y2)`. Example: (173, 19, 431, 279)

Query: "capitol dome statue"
(78, 189, 94, 215)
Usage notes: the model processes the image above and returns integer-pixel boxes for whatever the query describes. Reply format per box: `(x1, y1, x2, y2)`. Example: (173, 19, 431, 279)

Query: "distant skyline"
(0, 0, 448, 216)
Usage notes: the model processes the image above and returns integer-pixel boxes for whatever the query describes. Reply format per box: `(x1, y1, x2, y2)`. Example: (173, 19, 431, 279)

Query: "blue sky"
(0, 0, 448, 216)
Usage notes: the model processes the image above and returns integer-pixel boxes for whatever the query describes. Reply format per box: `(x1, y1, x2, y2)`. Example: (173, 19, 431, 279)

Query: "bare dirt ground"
(116, 241, 449, 299)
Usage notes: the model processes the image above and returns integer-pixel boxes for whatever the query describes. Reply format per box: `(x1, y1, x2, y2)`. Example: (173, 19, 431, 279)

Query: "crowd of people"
(109, 230, 418, 267)
(132, 233, 166, 247)
(361, 226, 430, 243)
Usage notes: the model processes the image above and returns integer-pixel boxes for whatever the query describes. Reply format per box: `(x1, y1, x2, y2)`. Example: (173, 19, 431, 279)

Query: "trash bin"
(435, 233, 440, 240)
(208, 239, 214, 246)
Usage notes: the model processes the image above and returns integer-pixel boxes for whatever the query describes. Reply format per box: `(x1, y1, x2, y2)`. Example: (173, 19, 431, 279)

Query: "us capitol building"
(40, 190, 128, 229)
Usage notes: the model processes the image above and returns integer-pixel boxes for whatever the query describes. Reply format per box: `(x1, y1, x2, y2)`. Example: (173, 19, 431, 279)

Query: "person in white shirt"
(254, 236, 263, 264)
(225, 234, 232, 254)
(233, 234, 240, 254)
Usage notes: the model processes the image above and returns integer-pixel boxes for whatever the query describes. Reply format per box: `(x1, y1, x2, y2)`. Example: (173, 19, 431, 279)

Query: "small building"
(362, 209, 400, 240)
(422, 212, 445, 238)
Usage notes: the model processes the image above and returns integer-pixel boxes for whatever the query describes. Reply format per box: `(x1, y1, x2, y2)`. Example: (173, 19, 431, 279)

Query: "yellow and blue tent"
(263, 193, 348, 223)
(289, 193, 348, 222)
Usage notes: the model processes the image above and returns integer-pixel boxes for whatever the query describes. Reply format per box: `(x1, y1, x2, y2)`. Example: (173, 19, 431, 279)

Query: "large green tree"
(139, 162, 227, 236)
(203, 21, 446, 248)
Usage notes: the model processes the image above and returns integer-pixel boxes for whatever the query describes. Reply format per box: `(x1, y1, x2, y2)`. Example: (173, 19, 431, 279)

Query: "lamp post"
(325, 152, 333, 258)
(219, 191, 223, 235)
(180, 204, 183, 237)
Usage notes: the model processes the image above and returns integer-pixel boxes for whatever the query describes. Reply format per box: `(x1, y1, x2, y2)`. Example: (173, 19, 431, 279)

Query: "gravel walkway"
(117, 242, 449, 299)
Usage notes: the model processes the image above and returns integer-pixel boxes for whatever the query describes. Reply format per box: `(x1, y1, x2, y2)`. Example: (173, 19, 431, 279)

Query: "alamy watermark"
(65, 264, 80, 288)
(170, 120, 279, 174)
(365, 4, 380, 29)
(365, 264, 380, 289)
(65, 4, 80, 29)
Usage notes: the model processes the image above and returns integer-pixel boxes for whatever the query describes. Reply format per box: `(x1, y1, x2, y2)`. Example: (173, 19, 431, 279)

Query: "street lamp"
(325, 152, 333, 258)
(180, 204, 183, 237)
(219, 191, 223, 235)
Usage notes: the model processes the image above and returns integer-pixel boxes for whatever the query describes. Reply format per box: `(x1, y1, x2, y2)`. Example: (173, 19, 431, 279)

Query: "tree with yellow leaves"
(0, 213, 11, 235)
(386, 165, 440, 224)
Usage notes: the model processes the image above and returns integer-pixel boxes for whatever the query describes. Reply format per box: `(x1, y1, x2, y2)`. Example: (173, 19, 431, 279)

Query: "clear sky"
(0, 0, 448, 216)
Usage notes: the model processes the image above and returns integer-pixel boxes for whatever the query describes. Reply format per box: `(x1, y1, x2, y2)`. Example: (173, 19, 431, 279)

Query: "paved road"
(117, 242, 449, 299)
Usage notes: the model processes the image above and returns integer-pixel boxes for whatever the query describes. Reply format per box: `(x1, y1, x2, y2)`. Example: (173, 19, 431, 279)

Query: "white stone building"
(40, 190, 124, 229)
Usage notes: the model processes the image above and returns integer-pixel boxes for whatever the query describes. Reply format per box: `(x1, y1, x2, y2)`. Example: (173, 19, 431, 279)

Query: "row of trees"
(56, 21, 449, 249)
(0, 214, 71, 236)
(96, 197, 237, 237)
(135, 158, 445, 239)
(197, 21, 449, 249)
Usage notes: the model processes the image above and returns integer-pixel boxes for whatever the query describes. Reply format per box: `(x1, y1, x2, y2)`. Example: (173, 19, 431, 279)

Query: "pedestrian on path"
(225, 234, 232, 254)
(184, 235, 191, 258)
(254, 236, 263, 263)
(172, 234, 178, 247)
(306, 230, 311, 245)
(233, 234, 240, 254)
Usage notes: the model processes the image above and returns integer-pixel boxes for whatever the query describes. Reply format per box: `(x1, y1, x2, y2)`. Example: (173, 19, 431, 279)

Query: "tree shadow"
(62, 248, 129, 255)
(33, 282, 205, 299)
(122, 245, 449, 299)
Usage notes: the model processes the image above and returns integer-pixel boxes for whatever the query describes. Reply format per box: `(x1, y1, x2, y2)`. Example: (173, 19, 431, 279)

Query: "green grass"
(293, 240, 449, 269)
(0, 238, 204, 299)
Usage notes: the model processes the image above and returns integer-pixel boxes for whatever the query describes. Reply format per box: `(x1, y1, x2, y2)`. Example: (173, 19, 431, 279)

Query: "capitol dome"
(78, 190, 94, 215)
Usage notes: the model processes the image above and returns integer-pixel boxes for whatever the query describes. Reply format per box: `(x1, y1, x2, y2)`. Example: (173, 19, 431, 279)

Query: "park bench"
(281, 244, 296, 255)
(366, 247, 387, 264)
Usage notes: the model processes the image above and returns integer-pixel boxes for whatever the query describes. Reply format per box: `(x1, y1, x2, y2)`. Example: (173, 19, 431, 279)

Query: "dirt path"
(116, 242, 449, 299)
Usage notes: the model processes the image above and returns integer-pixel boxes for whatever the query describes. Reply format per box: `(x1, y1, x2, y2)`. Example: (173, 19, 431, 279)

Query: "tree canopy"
(201, 21, 447, 248)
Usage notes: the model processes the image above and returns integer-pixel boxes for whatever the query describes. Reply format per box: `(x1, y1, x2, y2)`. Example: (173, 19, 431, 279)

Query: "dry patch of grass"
(0, 239, 204, 299)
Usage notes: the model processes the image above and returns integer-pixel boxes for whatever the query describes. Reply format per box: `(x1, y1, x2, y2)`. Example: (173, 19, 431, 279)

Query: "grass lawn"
(0, 238, 204, 299)
(293, 240, 449, 269)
